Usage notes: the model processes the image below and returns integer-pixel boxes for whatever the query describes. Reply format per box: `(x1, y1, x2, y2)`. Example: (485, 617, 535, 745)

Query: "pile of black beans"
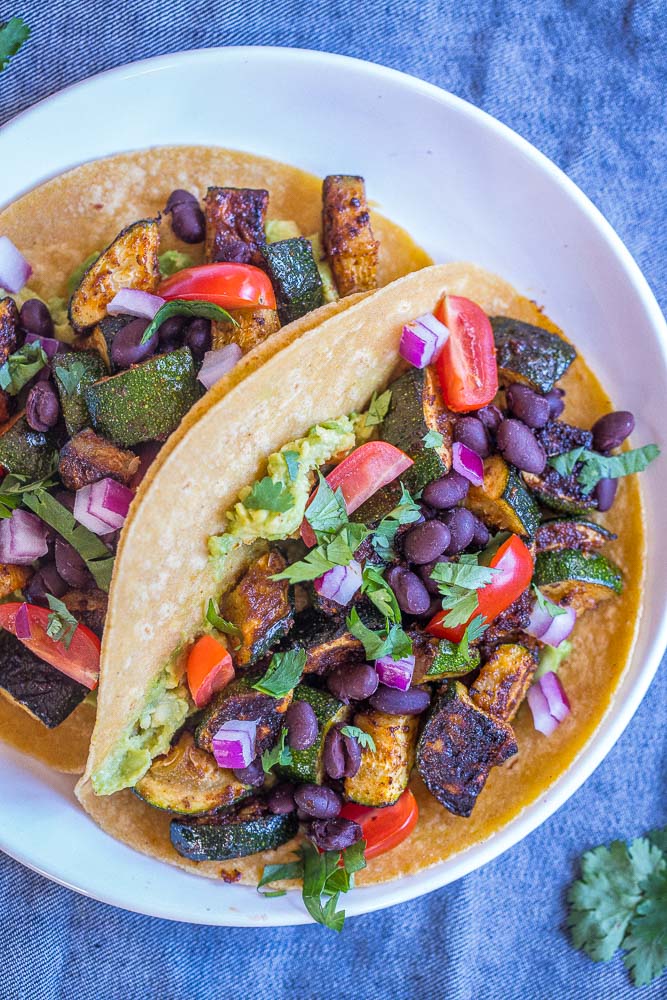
(17, 299, 62, 434)
(110, 314, 212, 370)
(164, 189, 205, 244)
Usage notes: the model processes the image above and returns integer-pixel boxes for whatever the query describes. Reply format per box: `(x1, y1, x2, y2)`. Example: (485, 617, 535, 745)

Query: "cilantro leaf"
(423, 429, 444, 450)
(549, 446, 586, 479)
(0, 17, 30, 73)
(361, 565, 401, 624)
(371, 485, 422, 561)
(257, 858, 304, 895)
(649, 830, 667, 855)
(456, 614, 488, 659)
(340, 725, 376, 751)
(283, 450, 300, 482)
(364, 390, 392, 427)
(549, 445, 660, 494)
(0, 467, 58, 519)
(261, 727, 292, 773)
(158, 250, 195, 278)
(54, 361, 88, 396)
(430, 558, 498, 592)
(45, 594, 78, 649)
(441, 589, 480, 628)
(346, 607, 412, 661)
(205, 597, 240, 637)
(140, 299, 237, 345)
(623, 866, 667, 986)
(532, 583, 567, 618)
(0, 342, 48, 395)
(243, 476, 294, 513)
(67, 251, 100, 296)
(273, 523, 370, 585)
(252, 648, 306, 698)
(305, 473, 348, 537)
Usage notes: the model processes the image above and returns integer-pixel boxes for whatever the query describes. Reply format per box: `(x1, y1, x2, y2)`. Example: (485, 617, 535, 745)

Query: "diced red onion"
(314, 560, 363, 606)
(452, 441, 484, 486)
(399, 312, 449, 368)
(0, 509, 49, 564)
(198, 344, 243, 390)
(25, 332, 61, 359)
(375, 653, 416, 691)
(15, 603, 32, 640)
(107, 288, 165, 320)
(527, 671, 571, 736)
(0, 237, 32, 294)
(212, 719, 257, 769)
(74, 478, 134, 534)
(526, 596, 576, 647)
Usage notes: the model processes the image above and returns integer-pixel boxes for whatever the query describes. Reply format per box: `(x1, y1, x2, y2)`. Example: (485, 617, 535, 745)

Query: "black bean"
(469, 515, 491, 550)
(26, 382, 60, 432)
(24, 562, 68, 606)
(326, 662, 379, 703)
(418, 596, 443, 620)
(185, 318, 212, 361)
(157, 315, 186, 349)
(418, 502, 437, 521)
(53, 489, 75, 513)
(477, 404, 503, 433)
(171, 202, 206, 244)
(506, 384, 550, 429)
(418, 556, 450, 595)
(294, 784, 342, 819)
(369, 685, 431, 716)
(111, 319, 157, 369)
(387, 566, 431, 616)
(267, 783, 296, 815)
(55, 537, 91, 589)
(19, 299, 53, 338)
(496, 418, 547, 474)
(442, 507, 477, 553)
(592, 411, 635, 453)
(323, 726, 346, 779)
(453, 416, 490, 457)
(165, 189, 199, 213)
(341, 730, 362, 777)
(309, 817, 362, 852)
(232, 757, 265, 787)
(545, 387, 565, 419)
(422, 470, 470, 509)
(594, 477, 618, 512)
(402, 519, 450, 565)
(284, 701, 318, 750)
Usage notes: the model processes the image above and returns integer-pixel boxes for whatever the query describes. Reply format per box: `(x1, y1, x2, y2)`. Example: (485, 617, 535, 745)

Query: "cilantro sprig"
(423, 429, 444, 450)
(430, 555, 499, 627)
(45, 594, 79, 649)
(252, 648, 306, 698)
(0, 342, 48, 395)
(0, 17, 30, 73)
(0, 468, 58, 519)
(54, 360, 88, 396)
(371, 484, 422, 562)
(549, 444, 659, 494)
(340, 725, 376, 752)
(364, 390, 392, 427)
(360, 565, 401, 624)
(261, 727, 292, 773)
(243, 477, 294, 513)
(346, 606, 412, 661)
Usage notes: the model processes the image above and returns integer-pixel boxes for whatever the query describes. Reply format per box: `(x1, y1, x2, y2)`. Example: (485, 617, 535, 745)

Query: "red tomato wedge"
(187, 634, 235, 708)
(426, 534, 534, 642)
(340, 789, 419, 860)
(0, 602, 100, 689)
(435, 295, 498, 412)
(301, 441, 413, 547)
(159, 263, 277, 311)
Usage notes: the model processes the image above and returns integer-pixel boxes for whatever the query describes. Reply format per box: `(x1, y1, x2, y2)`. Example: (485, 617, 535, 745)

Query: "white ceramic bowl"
(0, 47, 665, 926)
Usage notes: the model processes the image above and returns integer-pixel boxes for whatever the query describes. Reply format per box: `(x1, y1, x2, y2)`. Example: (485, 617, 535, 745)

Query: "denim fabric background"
(0, 2, 665, 998)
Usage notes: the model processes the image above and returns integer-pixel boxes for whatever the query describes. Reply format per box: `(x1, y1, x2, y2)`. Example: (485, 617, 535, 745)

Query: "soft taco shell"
(0, 146, 429, 772)
(76, 263, 644, 886)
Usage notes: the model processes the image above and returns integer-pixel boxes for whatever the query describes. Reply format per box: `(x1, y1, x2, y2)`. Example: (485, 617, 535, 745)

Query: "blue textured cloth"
(1, 3, 665, 998)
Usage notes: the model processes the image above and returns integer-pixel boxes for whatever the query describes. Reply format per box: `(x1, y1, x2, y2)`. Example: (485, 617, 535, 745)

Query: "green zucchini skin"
(491, 317, 576, 393)
(423, 639, 481, 680)
(170, 801, 298, 861)
(261, 237, 324, 325)
(0, 629, 87, 728)
(276, 684, 350, 784)
(54, 350, 108, 435)
(533, 549, 623, 594)
(84, 347, 201, 446)
(382, 368, 452, 492)
(0, 414, 57, 479)
(351, 481, 403, 529)
(467, 455, 540, 537)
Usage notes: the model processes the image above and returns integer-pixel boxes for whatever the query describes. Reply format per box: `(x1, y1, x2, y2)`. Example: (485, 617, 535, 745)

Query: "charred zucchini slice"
(523, 420, 597, 515)
(0, 629, 88, 727)
(350, 481, 403, 530)
(68, 220, 160, 331)
(466, 455, 540, 536)
(276, 684, 350, 785)
(535, 517, 616, 554)
(416, 636, 481, 681)
(416, 681, 518, 817)
(382, 368, 453, 492)
(211, 307, 281, 355)
(322, 175, 379, 296)
(491, 317, 576, 393)
(204, 187, 268, 267)
(84, 348, 200, 446)
(281, 603, 384, 675)
(171, 797, 298, 861)
(58, 428, 139, 491)
(533, 549, 623, 612)
(134, 731, 250, 815)
(343, 709, 419, 807)
(261, 238, 324, 325)
(195, 676, 292, 756)
(0, 296, 20, 364)
(53, 350, 108, 435)
(220, 551, 294, 667)
(469, 643, 536, 722)
(0, 562, 31, 599)
(0, 413, 57, 479)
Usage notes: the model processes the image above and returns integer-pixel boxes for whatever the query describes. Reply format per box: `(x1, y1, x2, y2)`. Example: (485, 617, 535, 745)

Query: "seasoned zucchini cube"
(204, 187, 269, 267)
(220, 551, 294, 667)
(0, 296, 20, 364)
(53, 350, 108, 435)
(281, 602, 384, 675)
(491, 316, 576, 393)
(171, 798, 298, 862)
(276, 685, 350, 785)
(466, 455, 540, 537)
(412, 631, 481, 682)
(0, 562, 32, 600)
(58, 428, 140, 492)
(523, 420, 597, 515)
(0, 629, 88, 728)
(0, 413, 57, 479)
(535, 518, 616, 554)
(382, 368, 453, 493)
(195, 676, 292, 756)
(533, 548, 622, 613)
(211, 307, 281, 355)
(322, 175, 379, 296)
(469, 643, 536, 722)
(343, 709, 419, 807)
(261, 238, 324, 325)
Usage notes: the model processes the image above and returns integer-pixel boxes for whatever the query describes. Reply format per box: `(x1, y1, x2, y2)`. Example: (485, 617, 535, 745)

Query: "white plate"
(0, 47, 665, 926)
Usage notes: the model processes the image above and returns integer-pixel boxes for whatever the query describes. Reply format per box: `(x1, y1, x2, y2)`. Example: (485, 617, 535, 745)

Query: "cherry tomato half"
(159, 263, 277, 311)
(436, 295, 498, 412)
(340, 789, 419, 860)
(0, 602, 100, 689)
(187, 634, 235, 708)
(426, 533, 534, 642)
(301, 441, 413, 546)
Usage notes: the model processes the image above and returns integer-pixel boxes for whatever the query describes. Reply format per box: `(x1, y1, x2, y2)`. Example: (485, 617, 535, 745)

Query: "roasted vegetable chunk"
(276, 685, 350, 785)
(220, 551, 294, 667)
(195, 676, 292, 756)
(467, 455, 540, 536)
(477, 589, 533, 647)
(0, 629, 88, 728)
(523, 421, 597, 515)
(411, 629, 480, 682)
(0, 296, 19, 364)
(417, 681, 517, 817)
(535, 518, 615, 554)
(69, 220, 160, 331)
(204, 187, 268, 267)
(281, 603, 384, 675)
(491, 317, 576, 393)
(533, 549, 622, 613)
(171, 797, 298, 862)
(54, 350, 108, 435)
(344, 709, 419, 807)
(62, 588, 108, 638)
(469, 643, 536, 722)
(59, 428, 139, 491)
(0, 562, 32, 600)
(261, 238, 324, 325)
(322, 175, 379, 296)
(382, 367, 453, 492)
(0, 413, 57, 479)
(211, 307, 281, 355)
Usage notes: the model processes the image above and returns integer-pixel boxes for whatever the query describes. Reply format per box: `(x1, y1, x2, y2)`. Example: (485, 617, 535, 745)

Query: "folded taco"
(76, 261, 657, 925)
(0, 146, 429, 772)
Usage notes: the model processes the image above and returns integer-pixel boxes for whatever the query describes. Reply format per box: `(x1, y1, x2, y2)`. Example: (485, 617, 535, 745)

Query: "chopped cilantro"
(158, 250, 195, 278)
(54, 360, 88, 396)
(430, 555, 499, 627)
(305, 473, 348, 537)
(549, 444, 660, 494)
(455, 614, 488, 659)
(273, 522, 370, 585)
(361, 565, 401, 624)
(340, 725, 376, 752)
(45, 594, 78, 649)
(0, 17, 30, 73)
(140, 299, 237, 345)
(346, 607, 412, 661)
(371, 485, 422, 561)
(0, 342, 48, 395)
(243, 476, 294, 513)
(364, 389, 392, 427)
(252, 648, 306, 698)
(283, 450, 300, 482)
(261, 727, 292, 773)
(0, 467, 58, 519)
(205, 597, 240, 637)
(67, 251, 100, 296)
(423, 429, 444, 450)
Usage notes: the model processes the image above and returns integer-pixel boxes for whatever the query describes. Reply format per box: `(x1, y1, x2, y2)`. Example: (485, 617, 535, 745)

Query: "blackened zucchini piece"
(0, 562, 32, 600)
(477, 589, 533, 647)
(171, 797, 298, 861)
(322, 175, 379, 296)
(0, 629, 87, 727)
(533, 548, 622, 613)
(535, 517, 616, 554)
(537, 419, 593, 457)
(62, 588, 108, 638)
(411, 630, 481, 682)
(523, 419, 597, 515)
(84, 348, 200, 447)
(135, 732, 250, 815)
(0, 412, 57, 479)
(343, 709, 419, 807)
(276, 684, 350, 784)
(491, 317, 576, 393)
(466, 455, 540, 536)
(211, 307, 281, 355)
(0, 296, 20, 363)
(350, 481, 403, 530)
(382, 368, 453, 492)
(54, 350, 108, 435)
(261, 238, 324, 325)
(281, 602, 385, 675)
(59, 428, 140, 491)
(220, 551, 294, 667)
(204, 187, 269, 268)
(69, 220, 160, 332)
(469, 643, 536, 722)
(195, 676, 292, 755)
(416, 681, 517, 817)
